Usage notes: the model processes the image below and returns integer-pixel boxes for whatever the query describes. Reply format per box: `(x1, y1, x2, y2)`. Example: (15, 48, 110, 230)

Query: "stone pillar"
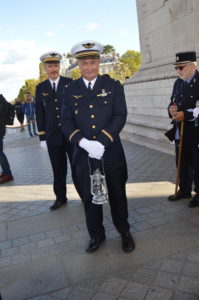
(122, 0, 199, 154)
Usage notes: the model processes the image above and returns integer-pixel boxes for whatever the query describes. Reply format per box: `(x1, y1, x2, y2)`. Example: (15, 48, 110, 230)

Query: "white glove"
(40, 141, 48, 151)
(193, 107, 199, 118)
(79, 138, 105, 160)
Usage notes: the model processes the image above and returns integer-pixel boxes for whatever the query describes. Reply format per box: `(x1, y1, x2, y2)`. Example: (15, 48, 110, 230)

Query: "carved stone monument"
(122, 0, 199, 154)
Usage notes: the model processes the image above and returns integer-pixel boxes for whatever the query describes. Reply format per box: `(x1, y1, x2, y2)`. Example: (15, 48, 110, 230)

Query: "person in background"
(35, 51, 81, 211)
(22, 92, 37, 137)
(61, 40, 135, 253)
(0, 94, 14, 184)
(166, 51, 199, 208)
(14, 98, 25, 132)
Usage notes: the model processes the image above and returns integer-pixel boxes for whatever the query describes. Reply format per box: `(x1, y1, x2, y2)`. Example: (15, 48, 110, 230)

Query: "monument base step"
(121, 131, 175, 156)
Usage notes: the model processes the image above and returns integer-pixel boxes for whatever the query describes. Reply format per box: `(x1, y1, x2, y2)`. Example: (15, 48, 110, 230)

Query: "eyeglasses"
(175, 65, 188, 71)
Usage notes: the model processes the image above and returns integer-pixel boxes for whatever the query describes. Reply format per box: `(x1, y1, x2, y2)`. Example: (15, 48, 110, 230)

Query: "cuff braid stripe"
(69, 129, 80, 141)
(38, 131, 45, 135)
(101, 129, 113, 142)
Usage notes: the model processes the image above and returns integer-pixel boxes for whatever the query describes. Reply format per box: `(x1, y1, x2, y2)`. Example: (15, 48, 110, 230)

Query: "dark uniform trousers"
(47, 139, 81, 201)
(166, 70, 199, 195)
(175, 141, 199, 194)
(75, 155, 130, 239)
(61, 75, 131, 238)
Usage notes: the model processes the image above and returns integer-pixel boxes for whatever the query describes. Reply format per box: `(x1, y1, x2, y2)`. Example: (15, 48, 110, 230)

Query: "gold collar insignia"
(42, 92, 49, 96)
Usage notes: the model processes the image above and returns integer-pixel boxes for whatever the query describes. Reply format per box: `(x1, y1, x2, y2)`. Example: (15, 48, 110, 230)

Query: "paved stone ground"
(1, 128, 199, 300)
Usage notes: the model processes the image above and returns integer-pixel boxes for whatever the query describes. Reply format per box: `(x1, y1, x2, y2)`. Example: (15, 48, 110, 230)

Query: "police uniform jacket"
(166, 70, 199, 145)
(61, 75, 127, 164)
(35, 76, 72, 145)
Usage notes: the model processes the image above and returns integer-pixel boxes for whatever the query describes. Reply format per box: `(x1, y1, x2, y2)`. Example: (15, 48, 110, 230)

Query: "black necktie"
(88, 82, 92, 92)
(52, 82, 56, 94)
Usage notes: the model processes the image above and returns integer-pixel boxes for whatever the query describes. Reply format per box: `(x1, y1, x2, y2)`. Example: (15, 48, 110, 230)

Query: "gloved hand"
(40, 141, 48, 151)
(193, 107, 199, 118)
(88, 143, 105, 159)
(79, 138, 105, 160)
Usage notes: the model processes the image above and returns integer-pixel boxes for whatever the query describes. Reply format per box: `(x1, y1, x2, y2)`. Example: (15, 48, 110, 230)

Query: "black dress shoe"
(86, 236, 105, 253)
(189, 194, 199, 208)
(50, 198, 67, 211)
(168, 190, 192, 201)
(121, 231, 135, 253)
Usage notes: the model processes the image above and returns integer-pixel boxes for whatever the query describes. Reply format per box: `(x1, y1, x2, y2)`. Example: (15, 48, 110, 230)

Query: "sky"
(0, 0, 140, 101)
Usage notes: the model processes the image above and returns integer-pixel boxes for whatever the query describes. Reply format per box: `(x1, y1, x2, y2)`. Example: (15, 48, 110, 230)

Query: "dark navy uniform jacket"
(35, 76, 72, 145)
(61, 75, 127, 164)
(166, 70, 199, 144)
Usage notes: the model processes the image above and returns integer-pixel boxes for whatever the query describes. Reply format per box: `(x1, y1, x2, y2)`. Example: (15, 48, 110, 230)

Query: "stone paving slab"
(1, 256, 69, 300)
(22, 246, 199, 300)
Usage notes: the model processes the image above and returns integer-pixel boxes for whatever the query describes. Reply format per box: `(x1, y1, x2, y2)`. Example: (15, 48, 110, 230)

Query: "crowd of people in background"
(13, 93, 38, 137)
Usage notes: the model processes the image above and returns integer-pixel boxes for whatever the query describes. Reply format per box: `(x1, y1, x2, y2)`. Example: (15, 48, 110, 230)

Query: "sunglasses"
(174, 65, 189, 71)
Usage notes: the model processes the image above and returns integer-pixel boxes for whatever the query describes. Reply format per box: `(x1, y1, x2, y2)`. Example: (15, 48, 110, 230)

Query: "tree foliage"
(103, 45, 115, 54)
(71, 67, 81, 80)
(108, 61, 132, 83)
(120, 50, 141, 76)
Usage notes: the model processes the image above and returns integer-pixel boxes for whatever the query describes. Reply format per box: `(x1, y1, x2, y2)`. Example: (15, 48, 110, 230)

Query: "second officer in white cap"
(61, 41, 135, 253)
(35, 51, 81, 210)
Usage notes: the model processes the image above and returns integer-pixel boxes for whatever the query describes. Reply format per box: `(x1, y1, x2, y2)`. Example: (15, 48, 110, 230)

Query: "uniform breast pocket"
(97, 94, 113, 105)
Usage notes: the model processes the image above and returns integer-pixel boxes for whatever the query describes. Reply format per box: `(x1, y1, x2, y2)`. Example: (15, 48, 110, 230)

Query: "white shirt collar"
(49, 76, 60, 89)
(82, 77, 97, 90)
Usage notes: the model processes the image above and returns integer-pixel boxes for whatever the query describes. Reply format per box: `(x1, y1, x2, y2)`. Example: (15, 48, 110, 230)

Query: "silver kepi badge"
(75, 110, 78, 115)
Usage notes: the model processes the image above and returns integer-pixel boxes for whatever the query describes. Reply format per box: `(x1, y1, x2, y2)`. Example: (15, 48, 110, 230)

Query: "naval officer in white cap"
(35, 51, 81, 210)
(61, 41, 135, 253)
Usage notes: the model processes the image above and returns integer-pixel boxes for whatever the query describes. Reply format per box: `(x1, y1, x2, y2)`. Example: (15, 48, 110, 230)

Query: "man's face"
(175, 63, 196, 80)
(77, 58, 100, 81)
(44, 62, 60, 80)
(25, 95, 32, 102)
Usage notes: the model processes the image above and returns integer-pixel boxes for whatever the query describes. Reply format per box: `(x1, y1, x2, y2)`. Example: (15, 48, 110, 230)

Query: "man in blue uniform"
(61, 41, 135, 253)
(35, 51, 81, 210)
(166, 51, 199, 207)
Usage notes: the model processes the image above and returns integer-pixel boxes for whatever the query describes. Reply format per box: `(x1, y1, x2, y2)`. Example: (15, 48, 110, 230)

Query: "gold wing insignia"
(42, 92, 49, 96)
(72, 95, 83, 99)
